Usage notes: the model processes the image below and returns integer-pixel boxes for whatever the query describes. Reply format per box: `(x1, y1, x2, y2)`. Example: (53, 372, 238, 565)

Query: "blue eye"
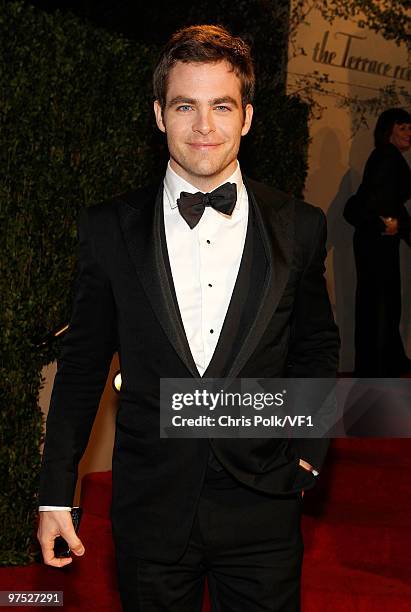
(177, 105, 192, 112)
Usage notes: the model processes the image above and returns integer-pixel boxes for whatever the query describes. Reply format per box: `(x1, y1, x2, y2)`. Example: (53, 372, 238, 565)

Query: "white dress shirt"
(39, 160, 248, 511)
(163, 161, 248, 376)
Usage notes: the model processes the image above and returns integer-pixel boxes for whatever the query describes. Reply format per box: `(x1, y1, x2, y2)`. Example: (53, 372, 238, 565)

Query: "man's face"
(154, 60, 253, 190)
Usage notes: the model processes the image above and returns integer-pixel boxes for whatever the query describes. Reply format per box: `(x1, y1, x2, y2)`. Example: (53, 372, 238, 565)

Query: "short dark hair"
(374, 107, 411, 147)
(153, 25, 255, 111)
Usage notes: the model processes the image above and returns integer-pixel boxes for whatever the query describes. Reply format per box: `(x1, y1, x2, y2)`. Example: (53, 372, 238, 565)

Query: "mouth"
(188, 143, 222, 150)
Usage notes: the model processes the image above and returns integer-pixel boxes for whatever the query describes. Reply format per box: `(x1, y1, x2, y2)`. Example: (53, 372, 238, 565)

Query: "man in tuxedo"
(38, 25, 340, 611)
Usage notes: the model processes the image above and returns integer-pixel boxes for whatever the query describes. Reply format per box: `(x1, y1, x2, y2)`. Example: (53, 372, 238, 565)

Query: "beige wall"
(287, 6, 411, 371)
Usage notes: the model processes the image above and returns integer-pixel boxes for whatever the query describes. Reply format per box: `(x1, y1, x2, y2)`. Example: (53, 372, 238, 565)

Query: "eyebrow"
(167, 95, 239, 108)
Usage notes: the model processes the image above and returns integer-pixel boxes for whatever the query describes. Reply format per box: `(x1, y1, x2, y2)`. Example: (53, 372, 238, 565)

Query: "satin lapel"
(226, 177, 294, 379)
(117, 184, 199, 377)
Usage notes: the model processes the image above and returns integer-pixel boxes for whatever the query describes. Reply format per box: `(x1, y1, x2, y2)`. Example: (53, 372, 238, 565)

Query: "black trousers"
(115, 468, 304, 611)
(353, 231, 408, 376)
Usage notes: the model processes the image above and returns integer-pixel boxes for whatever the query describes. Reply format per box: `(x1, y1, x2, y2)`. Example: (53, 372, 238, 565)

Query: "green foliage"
(319, 0, 410, 48)
(0, 0, 309, 564)
(290, 0, 410, 48)
(241, 88, 310, 196)
(0, 0, 157, 565)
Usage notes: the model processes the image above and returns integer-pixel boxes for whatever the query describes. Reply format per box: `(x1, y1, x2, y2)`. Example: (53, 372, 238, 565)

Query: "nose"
(192, 108, 215, 135)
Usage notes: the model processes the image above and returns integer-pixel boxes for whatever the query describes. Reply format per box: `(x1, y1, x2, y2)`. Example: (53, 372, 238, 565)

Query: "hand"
(380, 216, 398, 235)
(37, 510, 85, 567)
(299, 458, 313, 472)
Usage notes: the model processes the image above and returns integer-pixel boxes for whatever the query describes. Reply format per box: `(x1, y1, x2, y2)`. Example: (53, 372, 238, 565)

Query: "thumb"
(61, 528, 85, 556)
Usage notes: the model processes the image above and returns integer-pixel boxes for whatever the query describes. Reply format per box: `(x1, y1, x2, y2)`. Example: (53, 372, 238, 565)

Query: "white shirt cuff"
(39, 506, 72, 511)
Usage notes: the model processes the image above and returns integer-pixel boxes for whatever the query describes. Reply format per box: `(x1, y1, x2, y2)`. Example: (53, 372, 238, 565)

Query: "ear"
(241, 104, 253, 136)
(154, 100, 166, 133)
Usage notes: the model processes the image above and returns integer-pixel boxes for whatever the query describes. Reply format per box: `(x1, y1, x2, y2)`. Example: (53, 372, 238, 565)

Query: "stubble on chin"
(170, 151, 218, 179)
(170, 146, 238, 183)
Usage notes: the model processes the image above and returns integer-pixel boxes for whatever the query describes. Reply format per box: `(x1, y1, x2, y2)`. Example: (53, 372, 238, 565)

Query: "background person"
(344, 108, 411, 376)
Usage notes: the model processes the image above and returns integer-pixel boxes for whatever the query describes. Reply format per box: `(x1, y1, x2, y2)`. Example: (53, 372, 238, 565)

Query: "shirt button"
(208, 283, 213, 287)
(210, 329, 214, 334)
(206, 239, 211, 244)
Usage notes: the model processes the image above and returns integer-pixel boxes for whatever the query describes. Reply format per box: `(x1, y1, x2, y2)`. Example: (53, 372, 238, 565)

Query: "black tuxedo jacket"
(38, 176, 340, 562)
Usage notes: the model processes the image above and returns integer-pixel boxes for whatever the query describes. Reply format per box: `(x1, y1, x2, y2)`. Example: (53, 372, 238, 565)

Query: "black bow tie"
(176, 182, 237, 229)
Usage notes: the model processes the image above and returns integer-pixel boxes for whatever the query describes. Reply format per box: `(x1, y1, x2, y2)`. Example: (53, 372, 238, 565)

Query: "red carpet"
(1, 438, 410, 611)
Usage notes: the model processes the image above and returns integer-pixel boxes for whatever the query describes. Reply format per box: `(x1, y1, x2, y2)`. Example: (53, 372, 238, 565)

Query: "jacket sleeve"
(344, 150, 410, 241)
(287, 208, 340, 379)
(286, 208, 340, 482)
(343, 193, 385, 234)
(38, 206, 117, 506)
